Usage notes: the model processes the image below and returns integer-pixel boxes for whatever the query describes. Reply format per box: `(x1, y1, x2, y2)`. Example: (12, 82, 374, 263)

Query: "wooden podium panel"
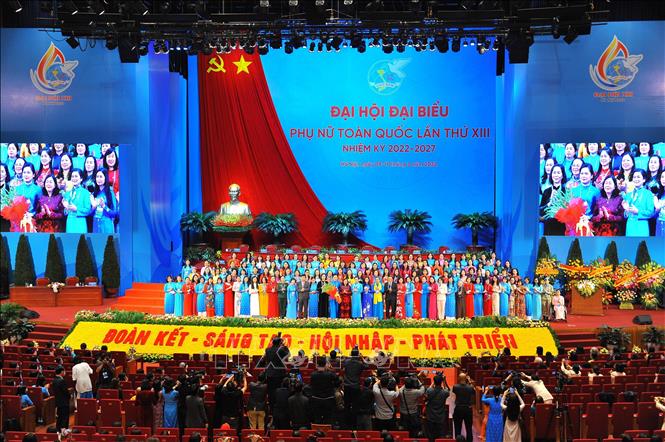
(10, 286, 103, 307)
(570, 286, 604, 316)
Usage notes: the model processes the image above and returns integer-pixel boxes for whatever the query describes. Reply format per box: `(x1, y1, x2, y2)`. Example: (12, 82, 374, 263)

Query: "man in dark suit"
(52, 366, 70, 432)
(384, 276, 397, 318)
(297, 275, 311, 319)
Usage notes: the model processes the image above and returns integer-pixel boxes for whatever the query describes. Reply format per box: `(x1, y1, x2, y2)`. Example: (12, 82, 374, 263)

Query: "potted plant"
(180, 211, 217, 249)
(451, 211, 498, 251)
(597, 326, 631, 352)
(0, 302, 35, 343)
(642, 326, 664, 352)
(322, 210, 368, 245)
(388, 209, 432, 246)
(253, 213, 298, 245)
(101, 235, 120, 297)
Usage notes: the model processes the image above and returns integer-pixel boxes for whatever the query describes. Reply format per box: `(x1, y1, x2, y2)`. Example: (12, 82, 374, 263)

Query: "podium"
(212, 226, 251, 251)
(569, 286, 604, 316)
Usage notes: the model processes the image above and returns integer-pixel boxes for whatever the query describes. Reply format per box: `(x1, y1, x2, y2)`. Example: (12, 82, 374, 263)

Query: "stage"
(24, 294, 662, 356)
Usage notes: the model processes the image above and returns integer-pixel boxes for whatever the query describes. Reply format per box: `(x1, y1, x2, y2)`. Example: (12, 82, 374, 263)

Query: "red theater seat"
(610, 402, 635, 436)
(36, 434, 59, 442)
(99, 399, 122, 426)
(534, 404, 557, 441)
(1, 395, 37, 432)
(636, 402, 659, 431)
(5, 433, 27, 442)
(184, 428, 208, 442)
(582, 402, 610, 439)
(98, 389, 120, 400)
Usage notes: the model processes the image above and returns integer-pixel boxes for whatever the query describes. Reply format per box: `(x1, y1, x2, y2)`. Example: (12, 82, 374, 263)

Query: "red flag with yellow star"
(198, 50, 338, 246)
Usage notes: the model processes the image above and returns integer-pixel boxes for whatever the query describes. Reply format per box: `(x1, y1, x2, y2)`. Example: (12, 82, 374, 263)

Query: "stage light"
(434, 36, 448, 53)
(139, 44, 149, 56)
(382, 42, 393, 53)
(309, 41, 315, 52)
(552, 17, 560, 39)
(160, 1, 170, 13)
(370, 35, 380, 47)
(429, 41, 435, 51)
(331, 36, 343, 51)
(396, 43, 405, 53)
(270, 35, 282, 49)
(88, 0, 105, 15)
(258, 45, 269, 55)
(64, 0, 78, 14)
(66, 35, 80, 49)
(105, 34, 117, 50)
(138, 1, 149, 15)
(284, 42, 294, 54)
(317, 42, 323, 52)
(469, 38, 475, 46)
(357, 41, 366, 53)
(451, 36, 460, 52)
(9, 0, 22, 12)
(564, 25, 578, 44)
(462, 39, 468, 48)
(492, 37, 500, 51)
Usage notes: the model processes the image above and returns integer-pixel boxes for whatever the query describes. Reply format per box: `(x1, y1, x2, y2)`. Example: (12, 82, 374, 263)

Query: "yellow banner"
(61, 322, 557, 358)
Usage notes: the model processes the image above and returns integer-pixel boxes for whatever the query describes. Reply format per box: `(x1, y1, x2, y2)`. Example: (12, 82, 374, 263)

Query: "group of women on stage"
(539, 141, 665, 237)
(0, 142, 120, 233)
(163, 252, 565, 321)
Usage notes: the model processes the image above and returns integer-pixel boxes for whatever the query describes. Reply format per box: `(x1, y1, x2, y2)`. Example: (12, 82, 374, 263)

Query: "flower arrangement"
(1, 187, 34, 232)
(631, 345, 642, 354)
(47, 282, 65, 293)
(321, 283, 341, 303)
(640, 292, 658, 310)
(544, 190, 593, 236)
(576, 279, 597, 298)
(613, 261, 639, 291)
(212, 213, 254, 228)
(637, 262, 664, 291)
(599, 347, 609, 354)
(535, 257, 560, 277)
(616, 289, 636, 308)
(601, 291, 614, 305)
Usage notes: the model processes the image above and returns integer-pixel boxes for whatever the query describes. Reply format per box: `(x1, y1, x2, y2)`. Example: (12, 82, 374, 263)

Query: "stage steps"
(555, 330, 601, 350)
(114, 282, 165, 315)
(24, 323, 71, 345)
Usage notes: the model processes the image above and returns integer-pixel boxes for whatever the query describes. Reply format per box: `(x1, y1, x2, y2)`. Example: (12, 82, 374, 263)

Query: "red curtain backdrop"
(198, 50, 332, 246)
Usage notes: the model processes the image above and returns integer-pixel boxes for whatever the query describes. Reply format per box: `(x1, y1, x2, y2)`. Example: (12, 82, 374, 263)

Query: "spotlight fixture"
(64, 0, 78, 14)
(270, 36, 282, 49)
(434, 36, 448, 53)
(66, 35, 80, 49)
(463, 39, 468, 48)
(309, 41, 316, 52)
(469, 38, 475, 46)
(357, 40, 366, 53)
(564, 25, 578, 44)
(105, 34, 117, 50)
(451, 36, 460, 52)
(317, 41, 323, 52)
(382, 42, 393, 53)
(9, 0, 22, 12)
(396, 42, 405, 53)
(284, 41, 294, 54)
(492, 37, 500, 51)
(138, 1, 149, 16)
(552, 17, 560, 39)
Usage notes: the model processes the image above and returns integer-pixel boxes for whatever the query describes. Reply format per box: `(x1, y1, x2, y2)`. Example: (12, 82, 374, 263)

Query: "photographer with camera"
(519, 372, 553, 404)
(247, 372, 268, 430)
(96, 354, 116, 391)
(399, 371, 427, 437)
(260, 335, 290, 407)
(373, 372, 398, 431)
(560, 359, 581, 379)
(424, 372, 450, 442)
(452, 373, 475, 442)
(309, 356, 338, 424)
(215, 369, 248, 432)
(355, 376, 376, 430)
(288, 381, 310, 430)
(343, 346, 369, 427)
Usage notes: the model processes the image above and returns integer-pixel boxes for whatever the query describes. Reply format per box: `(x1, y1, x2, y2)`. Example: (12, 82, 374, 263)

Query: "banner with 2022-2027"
(62, 322, 557, 358)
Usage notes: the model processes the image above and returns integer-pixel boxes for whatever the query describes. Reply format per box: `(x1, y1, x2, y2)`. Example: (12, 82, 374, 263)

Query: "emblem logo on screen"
(30, 42, 79, 95)
(367, 59, 410, 95)
(589, 36, 642, 92)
